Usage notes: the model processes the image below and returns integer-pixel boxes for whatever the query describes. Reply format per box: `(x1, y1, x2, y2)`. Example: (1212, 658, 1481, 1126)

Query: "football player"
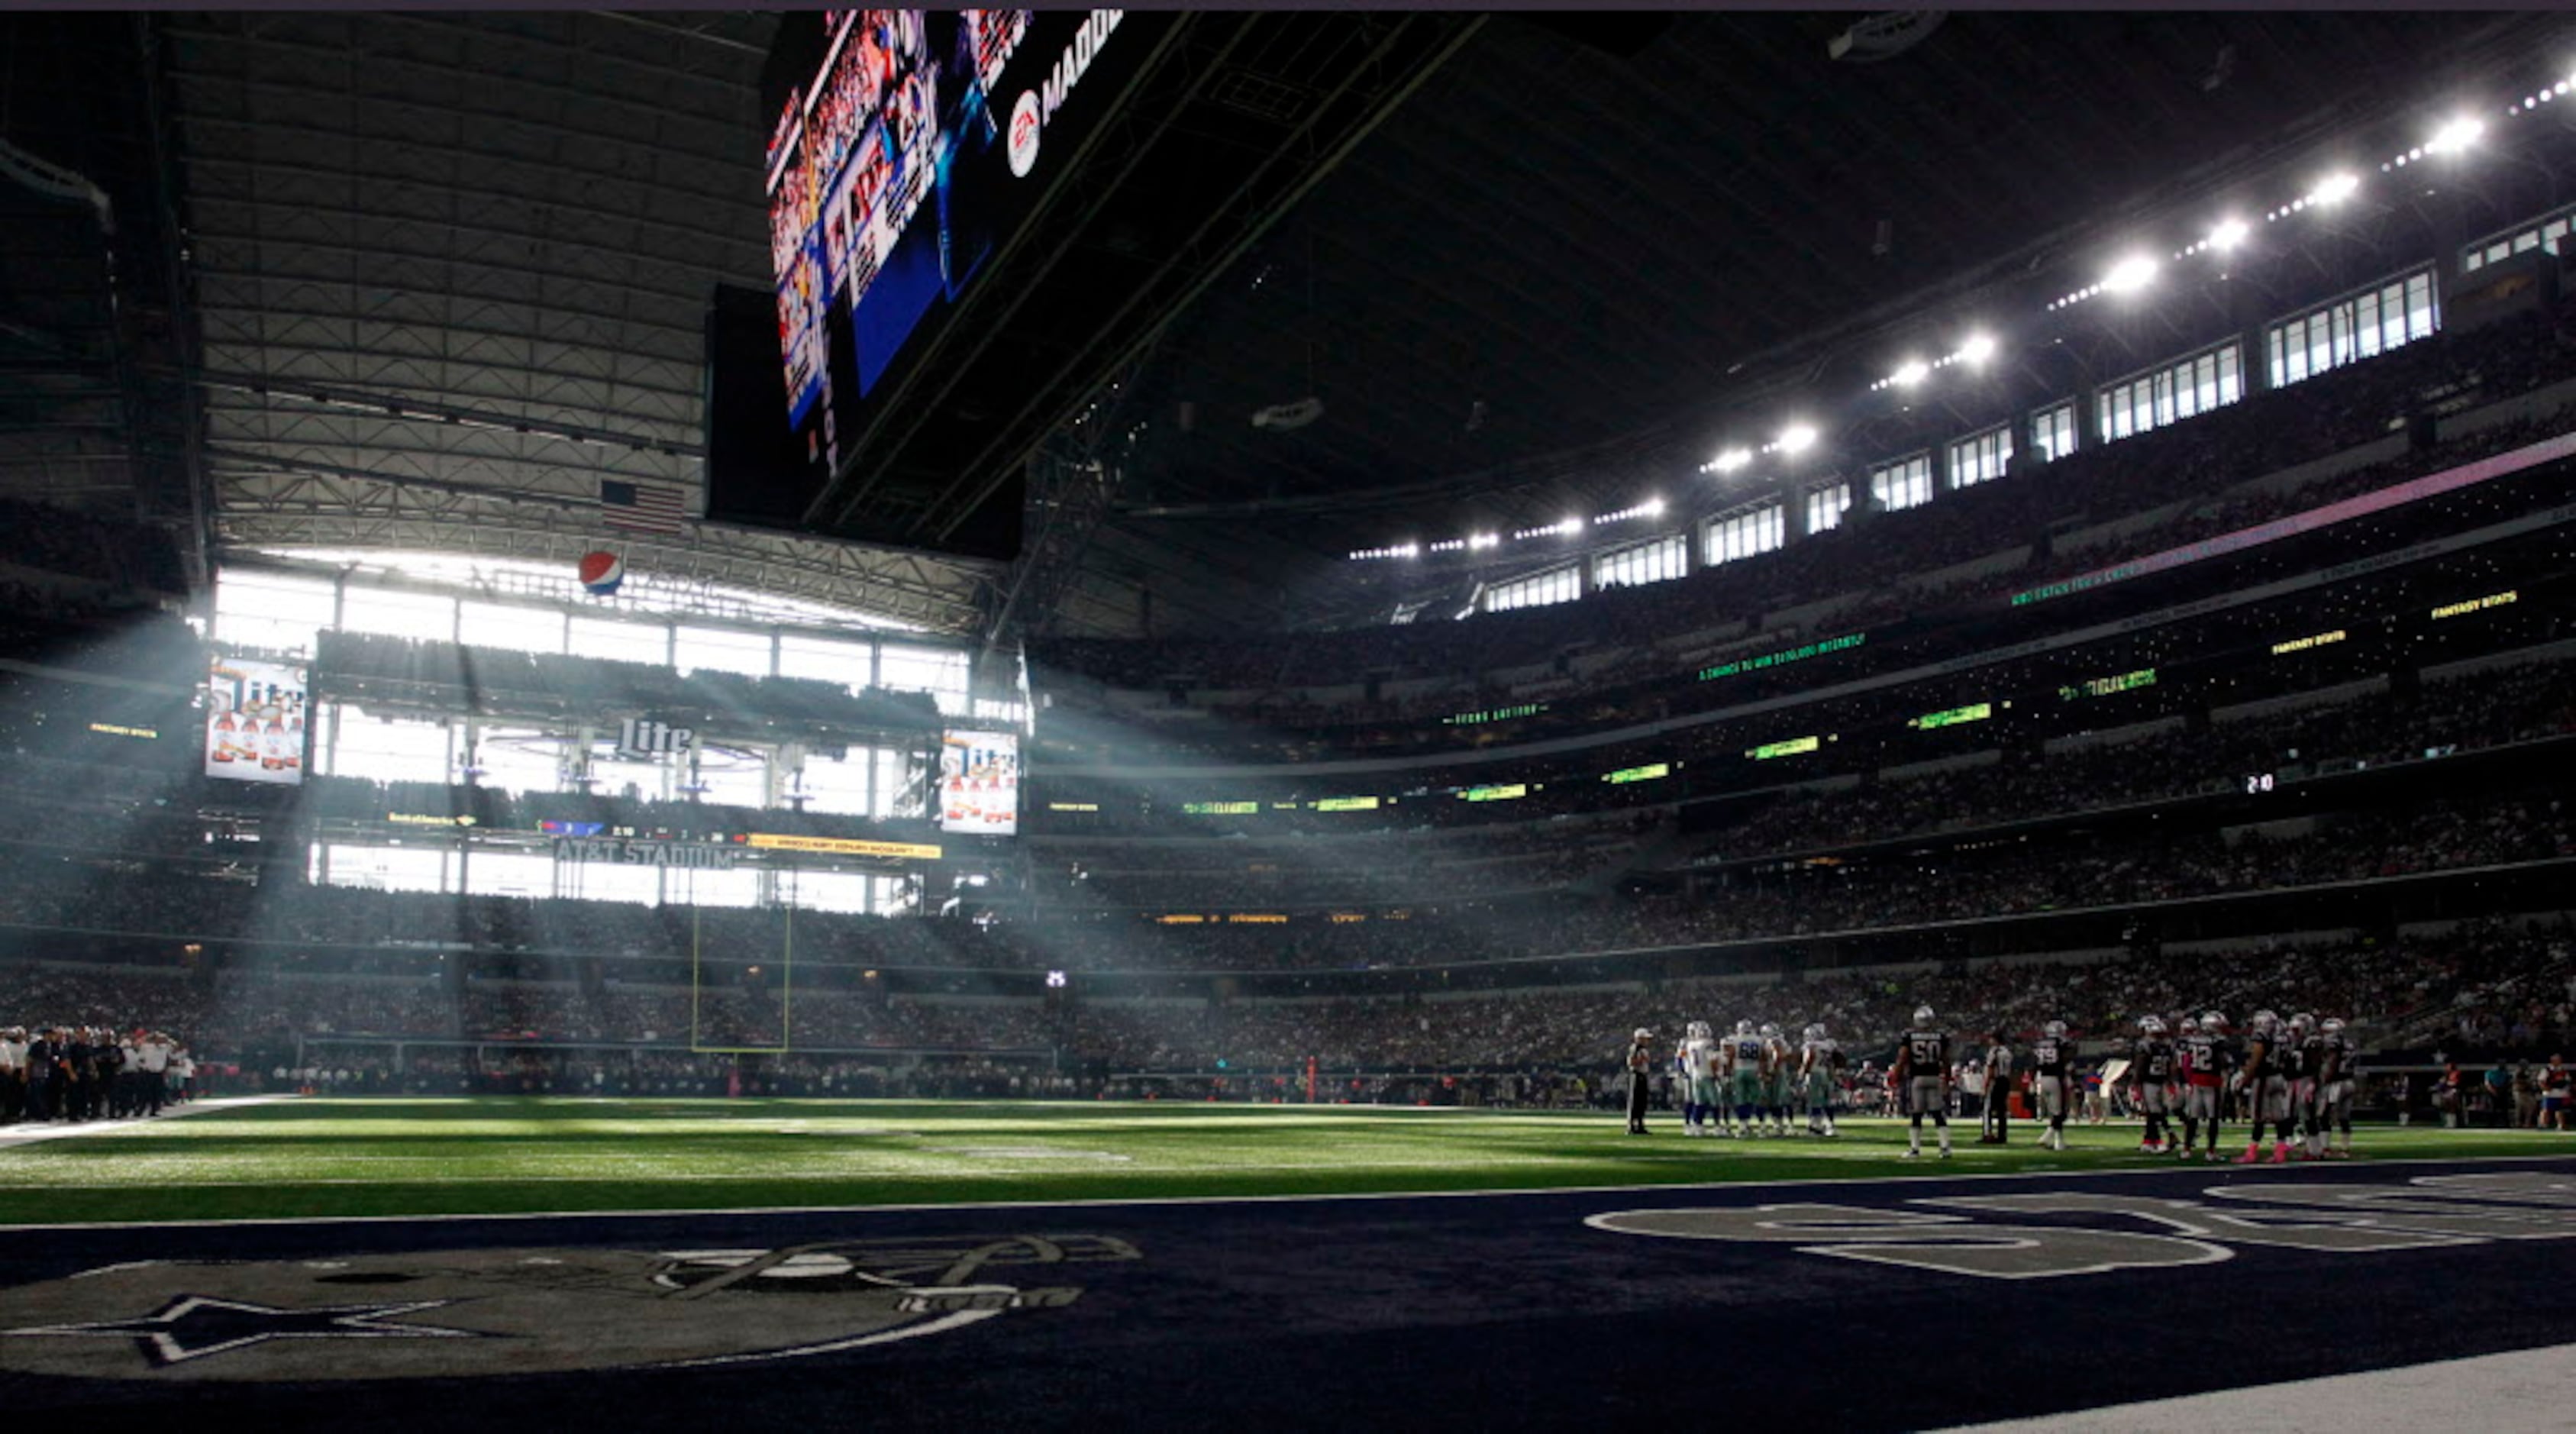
(2129, 1015, 2179, 1153)
(1677, 1020, 1719, 1138)
(2179, 1012, 2233, 1161)
(1761, 1022, 1794, 1135)
(2317, 1017, 2361, 1157)
(1800, 1023, 1842, 1137)
(1729, 1019, 1770, 1136)
(1625, 1028, 1656, 1136)
(2236, 1010, 2290, 1164)
(2285, 1013, 2325, 1159)
(2031, 1020, 2077, 1151)
(1895, 1006, 1952, 1159)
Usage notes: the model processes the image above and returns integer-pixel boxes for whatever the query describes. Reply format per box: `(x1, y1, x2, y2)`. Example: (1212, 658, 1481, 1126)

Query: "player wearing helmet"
(2180, 1012, 2235, 1161)
(1799, 1023, 1842, 1137)
(2285, 1013, 2325, 1159)
(1728, 1019, 1770, 1135)
(2316, 1017, 2361, 1157)
(1677, 1020, 1720, 1138)
(2236, 1010, 2291, 1164)
(2029, 1019, 2076, 1151)
(2130, 1015, 2179, 1152)
(1896, 1006, 1951, 1159)
(1761, 1022, 1793, 1136)
(1625, 1028, 1658, 1136)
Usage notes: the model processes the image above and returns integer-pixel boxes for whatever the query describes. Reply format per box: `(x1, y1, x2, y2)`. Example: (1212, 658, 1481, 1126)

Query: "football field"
(4, 1096, 2566, 1226)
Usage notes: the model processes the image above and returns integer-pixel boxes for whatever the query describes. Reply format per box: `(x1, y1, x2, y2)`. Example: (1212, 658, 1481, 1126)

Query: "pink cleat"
(2235, 1145, 2263, 1164)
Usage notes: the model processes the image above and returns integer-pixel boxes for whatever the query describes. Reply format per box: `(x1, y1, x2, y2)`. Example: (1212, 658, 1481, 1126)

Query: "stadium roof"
(1, 11, 2567, 639)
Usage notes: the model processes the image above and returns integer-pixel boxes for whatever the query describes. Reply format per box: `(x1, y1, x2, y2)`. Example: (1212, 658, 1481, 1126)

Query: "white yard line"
(0, 1096, 287, 1149)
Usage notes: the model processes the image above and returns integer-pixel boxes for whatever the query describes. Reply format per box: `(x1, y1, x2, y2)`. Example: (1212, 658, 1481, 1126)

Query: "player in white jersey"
(1727, 1020, 1771, 1135)
(1761, 1022, 1794, 1135)
(1800, 1024, 1842, 1136)
(1677, 1020, 1721, 1137)
(2029, 1020, 2077, 1151)
(1896, 1006, 1952, 1159)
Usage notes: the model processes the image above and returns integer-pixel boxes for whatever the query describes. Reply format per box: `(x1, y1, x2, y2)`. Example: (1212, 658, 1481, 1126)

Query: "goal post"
(689, 903, 793, 1056)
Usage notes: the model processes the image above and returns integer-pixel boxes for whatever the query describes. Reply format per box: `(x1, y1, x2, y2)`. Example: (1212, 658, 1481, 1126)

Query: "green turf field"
(2, 1097, 2568, 1226)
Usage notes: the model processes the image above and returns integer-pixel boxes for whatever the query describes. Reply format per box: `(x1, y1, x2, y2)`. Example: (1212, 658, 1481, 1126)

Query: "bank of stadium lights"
(1592, 497, 1666, 525)
(1769, 423, 1819, 456)
(1870, 333, 1997, 392)
(1510, 517, 1586, 541)
(2047, 252, 2157, 311)
(1700, 446, 1754, 475)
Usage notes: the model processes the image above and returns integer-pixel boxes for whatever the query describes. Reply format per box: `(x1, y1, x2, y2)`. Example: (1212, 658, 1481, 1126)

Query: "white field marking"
(0, 1096, 287, 1147)
(0, 1148, 2571, 1232)
(1937, 1340, 2576, 1433)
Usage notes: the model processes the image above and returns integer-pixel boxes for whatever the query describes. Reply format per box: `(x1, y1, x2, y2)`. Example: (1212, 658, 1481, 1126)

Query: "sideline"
(0, 1146, 2568, 1235)
(1939, 1340, 2576, 1433)
(0, 1096, 288, 1150)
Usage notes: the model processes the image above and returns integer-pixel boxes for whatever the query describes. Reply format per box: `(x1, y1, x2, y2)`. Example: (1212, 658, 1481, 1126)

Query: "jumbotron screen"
(938, 729, 1019, 837)
(763, 10, 1137, 480)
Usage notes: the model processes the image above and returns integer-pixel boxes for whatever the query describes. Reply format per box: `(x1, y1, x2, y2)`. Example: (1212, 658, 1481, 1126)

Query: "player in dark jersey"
(2030, 1020, 2077, 1151)
(2236, 1009, 2291, 1164)
(2316, 1017, 2362, 1156)
(2128, 1015, 2179, 1153)
(2179, 1012, 2235, 1161)
(1895, 1006, 1952, 1160)
(2284, 1013, 2327, 1159)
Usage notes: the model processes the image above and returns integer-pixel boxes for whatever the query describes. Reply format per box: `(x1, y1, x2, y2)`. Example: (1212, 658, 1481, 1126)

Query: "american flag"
(600, 480, 688, 536)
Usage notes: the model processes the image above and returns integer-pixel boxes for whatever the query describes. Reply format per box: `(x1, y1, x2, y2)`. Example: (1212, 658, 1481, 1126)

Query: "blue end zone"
(3, 1157, 2573, 1431)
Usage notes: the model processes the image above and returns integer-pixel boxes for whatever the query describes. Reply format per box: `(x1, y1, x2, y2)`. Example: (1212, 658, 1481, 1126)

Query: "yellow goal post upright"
(689, 903, 794, 1057)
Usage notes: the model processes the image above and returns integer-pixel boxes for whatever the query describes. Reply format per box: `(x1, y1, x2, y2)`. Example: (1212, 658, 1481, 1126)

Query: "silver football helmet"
(2043, 1020, 2068, 1038)
(1913, 1006, 1936, 1025)
(1760, 1022, 1781, 1039)
(2139, 1016, 2167, 1035)
(1735, 1019, 1755, 1037)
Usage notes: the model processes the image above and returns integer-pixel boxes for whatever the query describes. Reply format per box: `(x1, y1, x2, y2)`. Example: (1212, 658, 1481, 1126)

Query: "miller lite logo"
(615, 718, 694, 761)
(1006, 89, 1041, 177)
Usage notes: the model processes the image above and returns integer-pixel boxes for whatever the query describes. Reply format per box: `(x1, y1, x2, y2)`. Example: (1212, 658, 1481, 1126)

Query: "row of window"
(310, 842, 910, 914)
(324, 704, 912, 816)
(2461, 202, 2575, 275)
(213, 567, 981, 714)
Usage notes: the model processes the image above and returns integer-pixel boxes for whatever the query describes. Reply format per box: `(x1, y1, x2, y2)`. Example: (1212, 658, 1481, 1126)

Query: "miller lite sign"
(615, 718, 695, 761)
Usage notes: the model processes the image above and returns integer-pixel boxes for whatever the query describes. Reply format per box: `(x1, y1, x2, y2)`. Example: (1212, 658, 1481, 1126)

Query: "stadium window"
(588, 746, 671, 803)
(688, 748, 770, 809)
(463, 850, 556, 900)
(1484, 565, 1581, 613)
(973, 696, 1029, 726)
(212, 568, 335, 654)
(2266, 267, 2439, 387)
(879, 643, 972, 715)
(322, 706, 452, 786)
(2030, 403, 2077, 463)
(871, 747, 909, 820)
(1704, 504, 1784, 568)
(1593, 533, 1687, 591)
(2097, 341, 2242, 444)
(568, 615, 671, 667)
(468, 725, 567, 795)
(673, 624, 773, 677)
(563, 860, 661, 907)
(666, 866, 760, 909)
(340, 586, 457, 642)
(1948, 425, 2013, 489)
(321, 843, 447, 895)
(2461, 202, 2576, 273)
(457, 599, 567, 656)
(785, 870, 874, 914)
(792, 749, 875, 816)
(1805, 483, 1852, 534)
(1867, 453, 1934, 512)
(777, 633, 873, 693)
(870, 874, 912, 916)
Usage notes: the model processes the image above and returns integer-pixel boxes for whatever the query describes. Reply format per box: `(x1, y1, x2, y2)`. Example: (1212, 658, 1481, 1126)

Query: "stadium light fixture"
(2307, 171, 2361, 206)
(1958, 332, 1997, 366)
(1777, 423, 1819, 454)
(2207, 218, 2250, 252)
(1644, 496, 1666, 516)
(1703, 447, 1752, 474)
(1469, 532, 1498, 550)
(1559, 517, 1584, 535)
(2101, 254, 2159, 296)
(2424, 115, 2485, 156)
(1890, 358, 1931, 388)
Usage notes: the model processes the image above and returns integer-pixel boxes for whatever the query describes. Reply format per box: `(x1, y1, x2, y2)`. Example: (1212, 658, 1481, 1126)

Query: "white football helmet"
(2179, 1016, 2201, 1035)
(1805, 1024, 1827, 1042)
(1913, 1006, 1936, 1025)
(1633, 1028, 1654, 1042)
(1760, 1022, 1781, 1039)
(2252, 1009, 2280, 1033)
(1735, 1019, 1755, 1037)
(2320, 1017, 2346, 1035)
(2203, 1012, 2229, 1031)
(2043, 1019, 2068, 1038)
(2290, 1013, 2316, 1033)
(1687, 1020, 1712, 1042)
(2139, 1015, 2167, 1035)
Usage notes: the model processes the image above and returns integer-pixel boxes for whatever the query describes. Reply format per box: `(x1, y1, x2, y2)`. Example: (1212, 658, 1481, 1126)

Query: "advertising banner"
(205, 656, 308, 785)
(939, 729, 1018, 835)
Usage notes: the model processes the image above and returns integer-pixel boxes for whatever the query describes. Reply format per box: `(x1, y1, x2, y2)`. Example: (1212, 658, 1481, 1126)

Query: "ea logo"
(1007, 90, 1041, 177)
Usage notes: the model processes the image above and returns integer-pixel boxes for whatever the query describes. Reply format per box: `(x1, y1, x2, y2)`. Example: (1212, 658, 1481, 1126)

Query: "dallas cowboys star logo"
(2, 1294, 489, 1367)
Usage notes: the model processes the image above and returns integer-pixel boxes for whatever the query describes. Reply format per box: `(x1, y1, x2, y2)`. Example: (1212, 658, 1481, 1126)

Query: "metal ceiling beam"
(192, 370, 702, 456)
